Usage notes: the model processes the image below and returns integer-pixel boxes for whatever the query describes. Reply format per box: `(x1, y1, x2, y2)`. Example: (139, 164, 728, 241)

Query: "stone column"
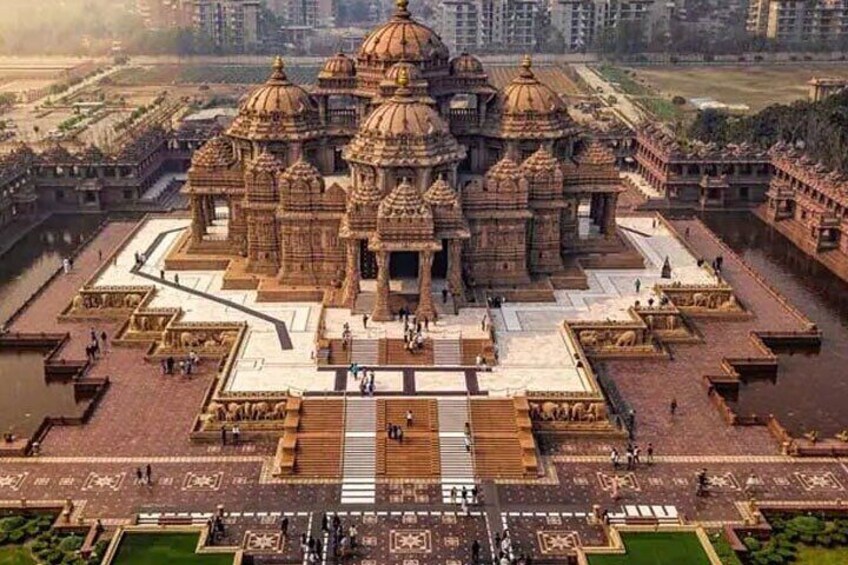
(190, 194, 206, 244)
(447, 239, 463, 295)
(341, 240, 361, 308)
(417, 250, 435, 319)
(372, 251, 392, 321)
(603, 192, 618, 237)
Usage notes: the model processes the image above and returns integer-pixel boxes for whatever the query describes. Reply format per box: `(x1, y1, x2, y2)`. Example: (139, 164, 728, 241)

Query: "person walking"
(321, 513, 329, 534)
(397, 427, 404, 444)
(406, 409, 413, 428)
(362, 313, 369, 328)
(100, 331, 108, 353)
(471, 539, 481, 564)
(610, 475, 620, 500)
(135, 467, 143, 484)
(442, 288, 449, 303)
(221, 426, 227, 446)
(610, 448, 619, 470)
(450, 486, 457, 505)
(280, 516, 288, 537)
(634, 278, 641, 293)
(232, 424, 240, 445)
(647, 442, 654, 465)
(145, 464, 152, 485)
(174, 273, 180, 286)
(670, 398, 678, 416)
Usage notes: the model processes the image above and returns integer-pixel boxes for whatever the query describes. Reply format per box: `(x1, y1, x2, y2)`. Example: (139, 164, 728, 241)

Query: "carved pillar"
(447, 239, 463, 294)
(417, 250, 435, 319)
(603, 192, 618, 237)
(341, 240, 361, 308)
(202, 196, 214, 226)
(372, 251, 392, 321)
(190, 194, 206, 244)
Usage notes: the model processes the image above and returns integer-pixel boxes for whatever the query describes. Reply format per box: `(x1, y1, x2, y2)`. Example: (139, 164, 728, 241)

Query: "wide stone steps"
(433, 338, 462, 366)
(437, 398, 475, 503)
(351, 338, 380, 366)
(341, 398, 376, 504)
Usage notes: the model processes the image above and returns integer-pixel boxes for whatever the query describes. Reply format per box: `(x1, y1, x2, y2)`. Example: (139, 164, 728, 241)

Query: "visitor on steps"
(406, 410, 413, 427)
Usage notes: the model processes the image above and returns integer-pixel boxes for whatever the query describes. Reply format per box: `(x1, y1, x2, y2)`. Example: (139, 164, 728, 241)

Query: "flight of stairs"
(433, 338, 462, 366)
(340, 398, 376, 504)
(351, 338, 380, 366)
(437, 398, 475, 504)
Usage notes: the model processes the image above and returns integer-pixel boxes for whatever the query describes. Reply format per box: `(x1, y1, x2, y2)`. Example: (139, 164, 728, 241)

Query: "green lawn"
(588, 532, 712, 565)
(0, 545, 37, 565)
(795, 544, 848, 564)
(112, 533, 234, 565)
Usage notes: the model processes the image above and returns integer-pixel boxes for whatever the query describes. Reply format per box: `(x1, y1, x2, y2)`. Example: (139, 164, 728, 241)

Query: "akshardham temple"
(181, 0, 621, 320)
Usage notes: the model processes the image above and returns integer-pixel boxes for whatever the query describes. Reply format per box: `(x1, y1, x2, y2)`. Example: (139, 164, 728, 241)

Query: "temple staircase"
(350, 338, 380, 366)
(433, 338, 463, 366)
(437, 398, 475, 503)
(340, 398, 377, 504)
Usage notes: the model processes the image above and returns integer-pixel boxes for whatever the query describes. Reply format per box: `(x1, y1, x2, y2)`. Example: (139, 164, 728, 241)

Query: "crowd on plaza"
(158, 349, 200, 378)
(84, 326, 108, 362)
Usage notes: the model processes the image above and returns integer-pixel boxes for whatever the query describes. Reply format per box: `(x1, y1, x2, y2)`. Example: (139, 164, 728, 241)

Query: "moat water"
(700, 211, 848, 437)
(0, 347, 88, 438)
(0, 213, 105, 325)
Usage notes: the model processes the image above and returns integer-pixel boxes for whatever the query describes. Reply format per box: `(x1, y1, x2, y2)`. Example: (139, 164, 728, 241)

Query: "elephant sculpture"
(540, 401, 558, 421)
(226, 402, 244, 421)
(719, 295, 738, 311)
(180, 332, 200, 348)
(570, 402, 586, 421)
(206, 401, 227, 422)
(251, 401, 270, 420)
(124, 294, 142, 308)
(270, 401, 287, 420)
(579, 330, 599, 347)
(101, 293, 114, 308)
(72, 295, 85, 310)
(615, 330, 638, 348)
(691, 292, 715, 308)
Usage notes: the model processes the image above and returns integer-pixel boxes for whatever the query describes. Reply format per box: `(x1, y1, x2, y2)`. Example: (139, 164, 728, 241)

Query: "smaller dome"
(486, 156, 523, 181)
(280, 158, 322, 183)
(350, 179, 383, 205)
(379, 178, 431, 218)
(320, 52, 355, 79)
(521, 147, 559, 174)
(575, 140, 616, 166)
(384, 61, 423, 84)
(424, 175, 459, 206)
(450, 53, 484, 76)
(192, 136, 234, 169)
(502, 55, 566, 115)
(248, 149, 284, 175)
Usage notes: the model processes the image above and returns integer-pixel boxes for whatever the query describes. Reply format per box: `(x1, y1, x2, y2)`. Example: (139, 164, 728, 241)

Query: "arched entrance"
(360, 240, 377, 279)
(432, 241, 448, 278)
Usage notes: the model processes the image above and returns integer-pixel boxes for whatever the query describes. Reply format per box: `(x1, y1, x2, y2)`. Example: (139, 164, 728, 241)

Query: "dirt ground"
(627, 64, 848, 112)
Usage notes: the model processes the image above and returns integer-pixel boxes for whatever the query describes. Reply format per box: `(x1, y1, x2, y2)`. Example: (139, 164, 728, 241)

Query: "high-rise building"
(436, 0, 541, 52)
(268, 0, 337, 27)
(192, 0, 262, 49)
(136, 0, 194, 29)
(549, 0, 672, 50)
(747, 0, 848, 43)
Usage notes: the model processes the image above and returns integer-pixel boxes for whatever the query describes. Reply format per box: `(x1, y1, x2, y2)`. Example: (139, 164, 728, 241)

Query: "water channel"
(700, 211, 848, 437)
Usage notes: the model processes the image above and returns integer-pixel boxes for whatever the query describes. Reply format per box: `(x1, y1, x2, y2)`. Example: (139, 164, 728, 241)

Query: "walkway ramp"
(340, 398, 377, 504)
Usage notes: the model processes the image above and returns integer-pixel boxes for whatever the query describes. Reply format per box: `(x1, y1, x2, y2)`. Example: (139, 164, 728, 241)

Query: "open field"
(627, 64, 848, 112)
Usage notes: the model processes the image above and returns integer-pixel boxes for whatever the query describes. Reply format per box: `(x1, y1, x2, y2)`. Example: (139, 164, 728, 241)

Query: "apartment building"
(747, 0, 848, 43)
(436, 0, 541, 52)
(549, 0, 672, 50)
(192, 0, 262, 49)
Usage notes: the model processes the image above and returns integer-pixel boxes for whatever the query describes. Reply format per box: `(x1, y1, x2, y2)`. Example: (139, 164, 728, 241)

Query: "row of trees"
(688, 90, 848, 173)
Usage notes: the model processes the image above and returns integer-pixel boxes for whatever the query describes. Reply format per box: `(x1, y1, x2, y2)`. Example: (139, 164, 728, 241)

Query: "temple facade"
(183, 0, 622, 320)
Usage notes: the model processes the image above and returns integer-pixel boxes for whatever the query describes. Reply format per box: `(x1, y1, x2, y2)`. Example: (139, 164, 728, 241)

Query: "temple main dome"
(228, 57, 321, 141)
(357, 0, 449, 66)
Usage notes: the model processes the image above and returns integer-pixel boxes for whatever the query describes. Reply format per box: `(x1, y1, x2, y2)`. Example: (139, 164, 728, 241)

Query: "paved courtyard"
(2, 213, 847, 563)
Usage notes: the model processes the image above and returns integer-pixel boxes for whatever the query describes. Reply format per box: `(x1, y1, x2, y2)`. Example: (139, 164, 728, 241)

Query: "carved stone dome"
(192, 136, 234, 169)
(385, 61, 423, 83)
(450, 53, 484, 76)
(497, 55, 572, 139)
(248, 149, 284, 175)
(320, 52, 356, 79)
(228, 57, 320, 141)
(423, 175, 459, 207)
(575, 140, 616, 166)
(520, 147, 559, 175)
(357, 0, 449, 67)
(379, 177, 431, 219)
(345, 68, 465, 167)
(350, 178, 383, 206)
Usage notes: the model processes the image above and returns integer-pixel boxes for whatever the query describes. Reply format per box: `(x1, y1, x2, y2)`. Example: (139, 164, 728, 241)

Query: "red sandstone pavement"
(596, 218, 812, 456)
(2, 216, 847, 556)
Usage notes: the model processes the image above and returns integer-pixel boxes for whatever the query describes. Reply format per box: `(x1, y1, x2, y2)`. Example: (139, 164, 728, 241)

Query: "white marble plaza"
(87, 215, 712, 397)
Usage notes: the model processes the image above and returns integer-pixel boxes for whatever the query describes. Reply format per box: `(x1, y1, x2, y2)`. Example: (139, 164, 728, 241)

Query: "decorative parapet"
(59, 285, 155, 321)
(656, 282, 748, 318)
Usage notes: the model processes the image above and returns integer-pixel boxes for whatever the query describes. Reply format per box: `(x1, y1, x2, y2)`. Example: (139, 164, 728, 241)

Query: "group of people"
(401, 310, 428, 352)
(493, 529, 534, 564)
(449, 483, 479, 515)
(62, 257, 75, 274)
(696, 254, 724, 281)
(349, 363, 376, 396)
(133, 464, 153, 485)
(316, 513, 359, 562)
(159, 351, 199, 377)
(486, 295, 507, 308)
(386, 410, 413, 443)
(207, 514, 226, 544)
(133, 251, 147, 267)
(85, 328, 108, 362)
(609, 442, 654, 470)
